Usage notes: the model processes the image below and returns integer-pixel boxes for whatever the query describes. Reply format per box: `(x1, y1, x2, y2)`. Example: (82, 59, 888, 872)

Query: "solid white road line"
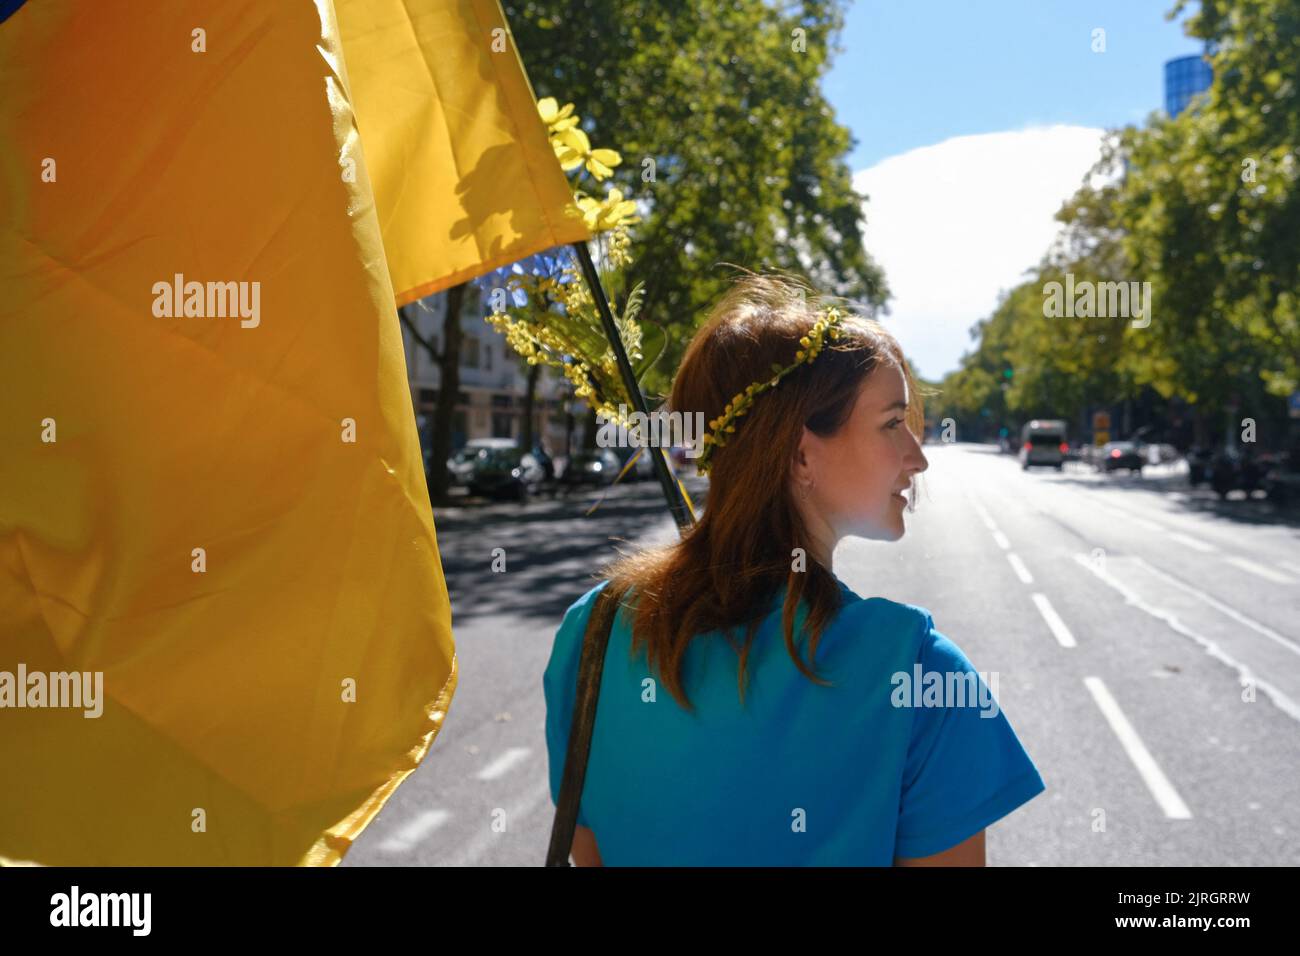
(1031, 592, 1077, 648)
(1083, 676, 1193, 820)
(1074, 553, 1300, 723)
(992, 529, 1011, 550)
(1167, 532, 1217, 553)
(1124, 514, 1166, 533)
(1222, 555, 1295, 585)
(475, 746, 533, 781)
(1006, 552, 1034, 584)
(1132, 556, 1300, 660)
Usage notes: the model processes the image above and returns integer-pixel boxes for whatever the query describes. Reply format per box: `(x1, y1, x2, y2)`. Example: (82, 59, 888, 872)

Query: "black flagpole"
(570, 240, 695, 533)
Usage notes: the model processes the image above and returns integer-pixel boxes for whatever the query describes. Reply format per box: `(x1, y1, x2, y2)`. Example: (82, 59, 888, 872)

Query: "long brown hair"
(596, 269, 927, 712)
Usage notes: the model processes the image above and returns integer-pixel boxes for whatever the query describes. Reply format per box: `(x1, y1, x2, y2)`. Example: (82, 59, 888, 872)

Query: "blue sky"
(821, 1, 1208, 379)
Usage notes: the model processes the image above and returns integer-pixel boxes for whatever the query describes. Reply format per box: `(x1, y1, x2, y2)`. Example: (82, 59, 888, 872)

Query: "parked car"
(1210, 448, 1263, 500)
(1099, 441, 1145, 475)
(1187, 445, 1215, 487)
(1263, 450, 1300, 504)
(1019, 419, 1068, 471)
(560, 449, 622, 489)
(466, 445, 549, 501)
(447, 437, 517, 487)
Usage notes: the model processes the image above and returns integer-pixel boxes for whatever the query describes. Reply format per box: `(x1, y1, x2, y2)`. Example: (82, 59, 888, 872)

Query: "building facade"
(400, 284, 581, 456)
(1164, 48, 1213, 117)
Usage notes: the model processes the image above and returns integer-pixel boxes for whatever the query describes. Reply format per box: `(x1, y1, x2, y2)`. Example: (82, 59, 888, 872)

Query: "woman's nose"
(908, 429, 928, 472)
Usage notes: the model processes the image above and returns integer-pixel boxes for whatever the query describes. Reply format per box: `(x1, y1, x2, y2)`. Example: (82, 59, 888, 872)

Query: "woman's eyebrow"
(881, 400, 908, 412)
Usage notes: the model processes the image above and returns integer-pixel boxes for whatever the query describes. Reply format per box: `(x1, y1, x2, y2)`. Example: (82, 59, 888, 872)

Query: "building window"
(485, 345, 493, 371)
(491, 413, 513, 438)
(463, 337, 480, 369)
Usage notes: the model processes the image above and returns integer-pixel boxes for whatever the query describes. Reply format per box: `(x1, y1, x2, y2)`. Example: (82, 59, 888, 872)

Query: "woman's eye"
(886, 418, 903, 430)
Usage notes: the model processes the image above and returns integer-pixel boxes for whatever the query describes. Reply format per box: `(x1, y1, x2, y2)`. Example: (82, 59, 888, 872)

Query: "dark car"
(447, 437, 518, 488)
(560, 449, 622, 489)
(1099, 441, 1144, 474)
(467, 446, 549, 501)
(1263, 450, 1300, 504)
(1186, 445, 1215, 487)
(1210, 448, 1264, 500)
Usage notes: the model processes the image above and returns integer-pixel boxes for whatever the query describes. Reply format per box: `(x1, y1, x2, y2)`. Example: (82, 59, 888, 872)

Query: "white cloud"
(853, 125, 1106, 381)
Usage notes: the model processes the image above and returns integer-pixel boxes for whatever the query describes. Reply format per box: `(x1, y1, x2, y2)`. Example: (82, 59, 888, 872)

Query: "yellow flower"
(575, 189, 638, 232)
(552, 126, 623, 180)
(599, 188, 639, 228)
(537, 98, 579, 133)
(552, 126, 590, 172)
(586, 148, 622, 180)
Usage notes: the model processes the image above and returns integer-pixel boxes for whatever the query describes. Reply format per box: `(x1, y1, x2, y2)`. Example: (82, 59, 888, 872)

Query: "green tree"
(504, 0, 888, 399)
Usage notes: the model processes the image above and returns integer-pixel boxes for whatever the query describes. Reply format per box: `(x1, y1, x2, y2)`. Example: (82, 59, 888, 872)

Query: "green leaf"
(635, 319, 668, 385)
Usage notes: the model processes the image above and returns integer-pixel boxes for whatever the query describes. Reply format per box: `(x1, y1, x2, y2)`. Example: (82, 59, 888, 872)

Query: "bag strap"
(545, 585, 620, 867)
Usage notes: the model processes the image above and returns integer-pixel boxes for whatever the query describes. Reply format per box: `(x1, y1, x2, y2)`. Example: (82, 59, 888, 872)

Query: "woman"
(543, 271, 1045, 866)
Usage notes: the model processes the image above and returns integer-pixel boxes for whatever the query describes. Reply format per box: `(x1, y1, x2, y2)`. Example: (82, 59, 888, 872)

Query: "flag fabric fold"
(0, 0, 456, 865)
(335, 0, 590, 304)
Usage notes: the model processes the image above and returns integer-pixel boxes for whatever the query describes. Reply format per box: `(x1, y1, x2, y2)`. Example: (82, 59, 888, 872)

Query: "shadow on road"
(429, 477, 710, 629)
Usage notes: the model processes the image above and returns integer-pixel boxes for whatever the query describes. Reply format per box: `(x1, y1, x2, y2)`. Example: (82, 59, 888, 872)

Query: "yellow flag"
(335, 0, 590, 304)
(0, 1, 456, 864)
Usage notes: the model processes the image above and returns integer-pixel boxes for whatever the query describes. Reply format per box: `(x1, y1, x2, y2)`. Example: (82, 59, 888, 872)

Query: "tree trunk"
(563, 394, 576, 458)
(399, 283, 466, 506)
(521, 360, 540, 451)
(430, 284, 465, 504)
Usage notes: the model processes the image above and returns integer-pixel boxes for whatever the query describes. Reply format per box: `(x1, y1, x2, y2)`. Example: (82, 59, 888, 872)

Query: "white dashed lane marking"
(1031, 592, 1077, 648)
(378, 809, 451, 853)
(1083, 676, 1193, 820)
(476, 746, 532, 781)
(1006, 553, 1033, 584)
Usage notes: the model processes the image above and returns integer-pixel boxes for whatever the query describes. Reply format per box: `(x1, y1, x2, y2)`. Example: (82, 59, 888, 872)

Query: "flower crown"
(694, 305, 847, 476)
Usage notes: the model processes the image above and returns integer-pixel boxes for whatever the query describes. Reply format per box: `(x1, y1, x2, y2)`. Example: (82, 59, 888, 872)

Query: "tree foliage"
(504, 0, 888, 399)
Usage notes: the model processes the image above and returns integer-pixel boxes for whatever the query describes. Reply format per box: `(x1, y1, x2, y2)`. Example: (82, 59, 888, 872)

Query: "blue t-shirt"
(543, 576, 1045, 865)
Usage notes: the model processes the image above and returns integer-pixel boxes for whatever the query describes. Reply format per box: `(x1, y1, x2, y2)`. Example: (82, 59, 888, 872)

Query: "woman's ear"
(792, 426, 816, 486)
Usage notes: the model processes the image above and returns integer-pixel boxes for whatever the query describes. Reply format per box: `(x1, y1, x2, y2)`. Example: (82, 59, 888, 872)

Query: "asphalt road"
(343, 442, 1300, 866)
